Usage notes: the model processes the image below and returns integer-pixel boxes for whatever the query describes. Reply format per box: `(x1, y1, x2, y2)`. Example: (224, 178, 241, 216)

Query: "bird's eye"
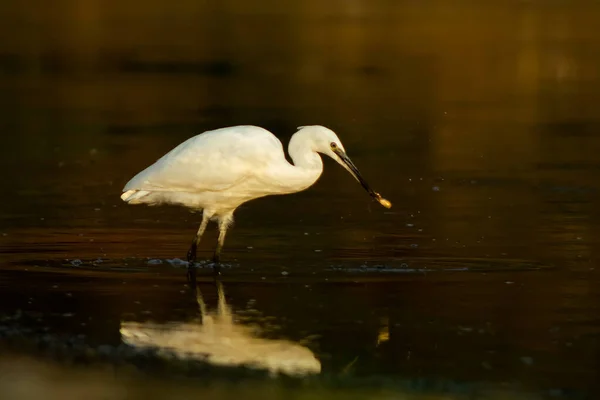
(330, 142, 338, 149)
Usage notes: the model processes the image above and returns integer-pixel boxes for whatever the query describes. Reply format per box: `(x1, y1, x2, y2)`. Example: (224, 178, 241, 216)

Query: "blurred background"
(1, 1, 600, 399)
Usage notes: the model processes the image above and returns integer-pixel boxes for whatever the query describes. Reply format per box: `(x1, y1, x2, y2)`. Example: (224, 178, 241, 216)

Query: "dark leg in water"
(211, 214, 232, 276)
(187, 213, 209, 283)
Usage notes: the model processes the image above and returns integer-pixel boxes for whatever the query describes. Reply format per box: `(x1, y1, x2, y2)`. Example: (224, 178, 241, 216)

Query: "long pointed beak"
(333, 148, 392, 209)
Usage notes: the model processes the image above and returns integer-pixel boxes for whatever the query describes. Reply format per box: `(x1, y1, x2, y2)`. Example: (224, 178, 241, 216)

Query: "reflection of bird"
(120, 280, 321, 377)
(121, 125, 391, 271)
(377, 317, 390, 346)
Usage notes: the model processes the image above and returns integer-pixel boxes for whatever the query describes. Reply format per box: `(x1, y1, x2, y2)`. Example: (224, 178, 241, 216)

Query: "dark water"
(1, 1, 600, 398)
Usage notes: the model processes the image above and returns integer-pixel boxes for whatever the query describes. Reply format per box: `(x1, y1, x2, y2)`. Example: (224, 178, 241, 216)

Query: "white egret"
(121, 125, 391, 271)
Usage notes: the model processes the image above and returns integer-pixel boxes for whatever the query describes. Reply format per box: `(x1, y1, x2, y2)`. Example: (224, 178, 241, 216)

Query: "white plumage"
(121, 125, 390, 273)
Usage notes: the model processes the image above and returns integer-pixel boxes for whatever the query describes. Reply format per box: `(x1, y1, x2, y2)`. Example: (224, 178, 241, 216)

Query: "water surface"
(1, 1, 600, 399)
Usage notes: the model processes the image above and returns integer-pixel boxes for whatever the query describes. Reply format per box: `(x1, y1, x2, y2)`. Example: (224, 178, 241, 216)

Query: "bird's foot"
(186, 257, 197, 283)
(187, 235, 199, 260)
(186, 267, 197, 284)
(187, 245, 197, 265)
(186, 242, 198, 284)
(211, 254, 222, 276)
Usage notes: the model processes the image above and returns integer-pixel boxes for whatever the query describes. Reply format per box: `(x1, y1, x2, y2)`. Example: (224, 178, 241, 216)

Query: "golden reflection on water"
(120, 280, 321, 377)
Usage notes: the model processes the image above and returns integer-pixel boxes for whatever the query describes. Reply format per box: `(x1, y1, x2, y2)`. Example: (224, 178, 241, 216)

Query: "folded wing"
(122, 126, 284, 194)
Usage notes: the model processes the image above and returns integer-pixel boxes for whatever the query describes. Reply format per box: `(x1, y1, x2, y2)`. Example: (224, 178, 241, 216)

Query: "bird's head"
(296, 125, 392, 209)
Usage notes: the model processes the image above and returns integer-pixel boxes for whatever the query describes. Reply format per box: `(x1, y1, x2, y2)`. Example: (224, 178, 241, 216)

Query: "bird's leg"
(187, 213, 209, 282)
(187, 214, 210, 263)
(212, 228, 226, 275)
(211, 215, 232, 275)
(187, 239, 198, 263)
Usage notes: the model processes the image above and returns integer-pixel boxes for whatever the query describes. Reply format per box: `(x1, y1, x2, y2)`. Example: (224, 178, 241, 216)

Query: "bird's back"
(123, 125, 285, 195)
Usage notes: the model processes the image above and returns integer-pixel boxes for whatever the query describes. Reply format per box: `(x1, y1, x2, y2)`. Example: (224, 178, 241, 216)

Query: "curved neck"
(288, 129, 323, 170)
(265, 130, 322, 194)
